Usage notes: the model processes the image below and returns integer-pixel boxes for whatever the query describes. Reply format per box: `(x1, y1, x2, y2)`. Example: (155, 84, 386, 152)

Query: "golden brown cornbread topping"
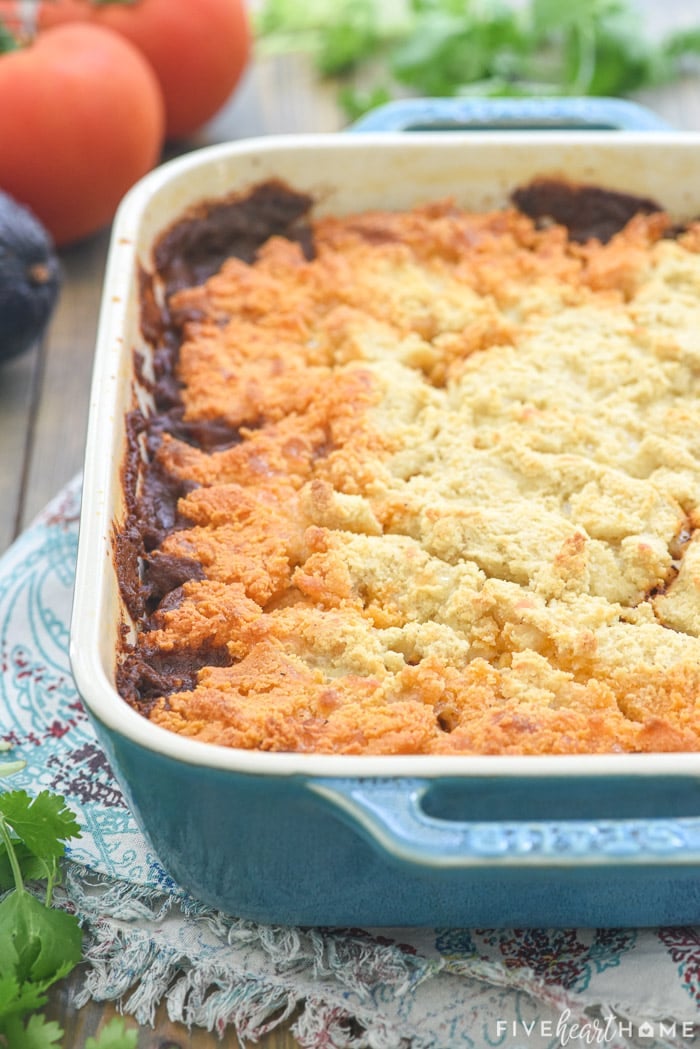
(119, 182, 700, 755)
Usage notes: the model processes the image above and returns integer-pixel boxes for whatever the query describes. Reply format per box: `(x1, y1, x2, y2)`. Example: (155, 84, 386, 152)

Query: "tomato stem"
(0, 19, 21, 54)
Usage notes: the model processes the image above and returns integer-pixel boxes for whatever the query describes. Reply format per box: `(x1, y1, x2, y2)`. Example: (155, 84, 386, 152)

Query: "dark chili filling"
(116, 181, 317, 704)
(116, 644, 231, 715)
(510, 177, 663, 243)
(153, 178, 316, 297)
(115, 176, 672, 707)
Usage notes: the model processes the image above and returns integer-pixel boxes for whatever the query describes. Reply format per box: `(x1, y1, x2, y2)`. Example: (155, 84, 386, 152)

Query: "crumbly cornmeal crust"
(141, 199, 700, 754)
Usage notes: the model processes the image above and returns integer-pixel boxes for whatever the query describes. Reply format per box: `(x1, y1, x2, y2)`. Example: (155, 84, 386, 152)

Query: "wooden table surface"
(0, 2, 698, 1045)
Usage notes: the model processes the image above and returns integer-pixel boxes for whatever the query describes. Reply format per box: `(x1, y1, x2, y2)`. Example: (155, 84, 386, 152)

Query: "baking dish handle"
(348, 97, 671, 133)
(310, 778, 700, 868)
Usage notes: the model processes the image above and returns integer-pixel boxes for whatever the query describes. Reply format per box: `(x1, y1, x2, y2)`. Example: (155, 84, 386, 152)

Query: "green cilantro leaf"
(315, 0, 383, 75)
(86, 1018, 139, 1049)
(664, 25, 700, 59)
(338, 84, 393, 121)
(0, 791, 82, 863)
(0, 970, 51, 1022)
(19, 1012, 65, 1049)
(0, 768, 87, 1048)
(0, 841, 50, 892)
(256, 0, 700, 117)
(0, 891, 82, 987)
(391, 4, 528, 96)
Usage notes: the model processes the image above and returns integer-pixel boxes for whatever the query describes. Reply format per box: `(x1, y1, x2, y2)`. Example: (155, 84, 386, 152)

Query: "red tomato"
(0, 22, 164, 246)
(33, 0, 251, 141)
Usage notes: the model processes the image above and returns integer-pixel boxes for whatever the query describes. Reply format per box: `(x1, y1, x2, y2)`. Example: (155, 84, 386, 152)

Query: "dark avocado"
(0, 191, 61, 363)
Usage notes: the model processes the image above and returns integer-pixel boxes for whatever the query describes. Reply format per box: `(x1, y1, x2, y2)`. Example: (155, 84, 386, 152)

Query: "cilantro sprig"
(256, 0, 700, 118)
(0, 749, 136, 1049)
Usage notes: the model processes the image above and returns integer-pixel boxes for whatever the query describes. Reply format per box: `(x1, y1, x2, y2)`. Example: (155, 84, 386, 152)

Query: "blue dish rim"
(348, 96, 672, 133)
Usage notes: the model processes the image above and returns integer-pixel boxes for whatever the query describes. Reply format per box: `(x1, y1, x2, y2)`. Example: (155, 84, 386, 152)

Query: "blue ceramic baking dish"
(71, 98, 700, 928)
